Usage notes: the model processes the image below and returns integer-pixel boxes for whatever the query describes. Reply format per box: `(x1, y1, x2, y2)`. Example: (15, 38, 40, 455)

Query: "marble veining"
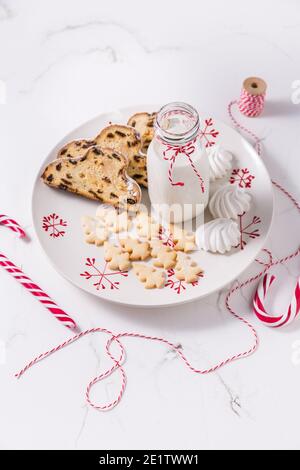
(0, 0, 14, 21)
(43, 19, 184, 55)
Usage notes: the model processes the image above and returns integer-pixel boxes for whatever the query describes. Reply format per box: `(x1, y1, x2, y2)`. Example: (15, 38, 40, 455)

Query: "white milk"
(147, 103, 210, 224)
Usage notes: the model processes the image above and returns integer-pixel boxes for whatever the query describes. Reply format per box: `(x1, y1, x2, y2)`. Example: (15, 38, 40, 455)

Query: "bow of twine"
(162, 137, 205, 193)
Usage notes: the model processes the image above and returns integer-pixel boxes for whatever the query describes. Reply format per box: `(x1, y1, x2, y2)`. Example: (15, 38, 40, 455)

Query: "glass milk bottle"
(147, 102, 209, 223)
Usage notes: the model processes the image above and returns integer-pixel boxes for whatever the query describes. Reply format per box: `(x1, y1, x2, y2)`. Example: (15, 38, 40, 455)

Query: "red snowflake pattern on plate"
(80, 258, 128, 290)
(230, 168, 255, 189)
(165, 269, 204, 295)
(199, 118, 219, 148)
(42, 213, 67, 238)
(237, 212, 261, 250)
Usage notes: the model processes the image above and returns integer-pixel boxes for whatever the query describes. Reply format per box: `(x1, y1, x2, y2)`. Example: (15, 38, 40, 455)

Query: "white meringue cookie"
(209, 184, 251, 220)
(196, 218, 240, 254)
(208, 145, 233, 181)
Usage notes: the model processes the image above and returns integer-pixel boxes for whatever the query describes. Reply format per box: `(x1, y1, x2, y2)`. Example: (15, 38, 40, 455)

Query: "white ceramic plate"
(32, 105, 274, 307)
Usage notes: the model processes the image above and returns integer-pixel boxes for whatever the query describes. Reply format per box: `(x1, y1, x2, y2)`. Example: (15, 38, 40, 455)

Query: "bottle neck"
(155, 102, 200, 146)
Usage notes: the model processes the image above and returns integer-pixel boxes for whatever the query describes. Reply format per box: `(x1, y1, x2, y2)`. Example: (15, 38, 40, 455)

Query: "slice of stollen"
(56, 125, 148, 188)
(41, 146, 141, 207)
(57, 138, 97, 159)
(127, 112, 156, 154)
(95, 124, 148, 188)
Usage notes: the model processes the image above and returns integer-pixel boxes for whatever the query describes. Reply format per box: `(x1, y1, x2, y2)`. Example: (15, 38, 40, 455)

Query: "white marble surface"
(0, 0, 300, 450)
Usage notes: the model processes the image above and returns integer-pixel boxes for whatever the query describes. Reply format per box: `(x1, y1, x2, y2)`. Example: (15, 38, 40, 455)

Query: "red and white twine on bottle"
(162, 137, 205, 193)
(0, 216, 77, 330)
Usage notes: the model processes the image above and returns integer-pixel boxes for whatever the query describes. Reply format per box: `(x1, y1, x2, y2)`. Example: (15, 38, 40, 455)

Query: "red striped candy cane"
(253, 274, 300, 328)
(0, 215, 77, 330)
(0, 253, 77, 329)
(0, 214, 26, 238)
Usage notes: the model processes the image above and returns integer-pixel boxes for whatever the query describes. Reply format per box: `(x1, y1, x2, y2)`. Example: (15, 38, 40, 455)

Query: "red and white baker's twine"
(15, 232, 300, 411)
(237, 87, 266, 118)
(228, 85, 300, 328)
(162, 137, 205, 193)
(15, 321, 259, 411)
(14, 183, 300, 411)
(13, 87, 300, 411)
(0, 216, 77, 330)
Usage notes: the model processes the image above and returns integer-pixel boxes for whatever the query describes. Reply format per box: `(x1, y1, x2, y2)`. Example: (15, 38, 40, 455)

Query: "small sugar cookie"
(94, 226, 110, 246)
(115, 211, 132, 233)
(96, 206, 131, 233)
(81, 216, 96, 235)
(104, 242, 131, 271)
(135, 212, 161, 240)
(170, 225, 196, 252)
(81, 216, 109, 246)
(149, 240, 177, 269)
(120, 238, 150, 261)
(81, 215, 96, 235)
(174, 252, 203, 283)
(81, 215, 97, 244)
(153, 250, 177, 269)
(85, 232, 97, 244)
(132, 263, 165, 289)
(149, 239, 170, 258)
(96, 205, 116, 224)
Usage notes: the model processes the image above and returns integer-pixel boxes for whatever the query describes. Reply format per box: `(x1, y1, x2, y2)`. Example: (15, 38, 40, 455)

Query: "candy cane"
(0, 214, 26, 238)
(0, 215, 77, 330)
(253, 274, 300, 328)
